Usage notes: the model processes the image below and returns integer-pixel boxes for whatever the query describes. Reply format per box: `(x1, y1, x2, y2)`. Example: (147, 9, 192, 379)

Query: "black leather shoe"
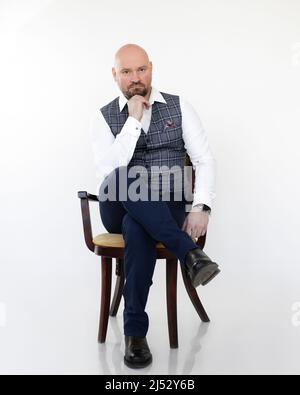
(124, 336, 153, 369)
(185, 247, 220, 287)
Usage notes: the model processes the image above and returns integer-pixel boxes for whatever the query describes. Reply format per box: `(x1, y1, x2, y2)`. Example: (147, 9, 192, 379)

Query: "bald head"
(112, 43, 153, 100)
(114, 44, 150, 70)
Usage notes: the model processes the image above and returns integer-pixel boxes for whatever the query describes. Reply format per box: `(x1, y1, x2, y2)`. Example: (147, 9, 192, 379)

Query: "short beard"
(124, 85, 148, 99)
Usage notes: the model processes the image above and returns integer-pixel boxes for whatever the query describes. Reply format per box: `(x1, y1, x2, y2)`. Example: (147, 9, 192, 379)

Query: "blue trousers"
(99, 167, 198, 337)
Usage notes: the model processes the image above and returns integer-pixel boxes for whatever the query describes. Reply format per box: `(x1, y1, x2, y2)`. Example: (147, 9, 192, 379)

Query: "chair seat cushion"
(93, 233, 166, 249)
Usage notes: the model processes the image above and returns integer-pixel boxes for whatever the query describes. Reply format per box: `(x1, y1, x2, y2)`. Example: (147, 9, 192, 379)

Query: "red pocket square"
(164, 120, 175, 129)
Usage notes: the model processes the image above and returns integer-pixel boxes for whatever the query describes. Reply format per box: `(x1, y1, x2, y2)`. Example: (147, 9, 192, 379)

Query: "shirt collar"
(118, 86, 166, 112)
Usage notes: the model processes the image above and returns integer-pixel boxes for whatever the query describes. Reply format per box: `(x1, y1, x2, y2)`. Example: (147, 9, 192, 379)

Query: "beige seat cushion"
(93, 233, 166, 249)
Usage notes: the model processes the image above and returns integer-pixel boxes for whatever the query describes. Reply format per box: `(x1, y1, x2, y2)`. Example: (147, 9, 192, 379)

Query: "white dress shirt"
(90, 86, 216, 209)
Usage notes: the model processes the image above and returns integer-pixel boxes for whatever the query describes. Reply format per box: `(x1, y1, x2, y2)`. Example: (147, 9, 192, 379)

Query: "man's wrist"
(192, 203, 211, 214)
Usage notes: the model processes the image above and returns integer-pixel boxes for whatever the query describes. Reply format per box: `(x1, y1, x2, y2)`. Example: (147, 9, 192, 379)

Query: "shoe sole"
(190, 264, 220, 288)
(124, 355, 153, 369)
(201, 268, 221, 286)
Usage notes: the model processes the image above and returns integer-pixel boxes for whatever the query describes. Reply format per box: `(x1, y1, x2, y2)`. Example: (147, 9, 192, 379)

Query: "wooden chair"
(78, 156, 210, 348)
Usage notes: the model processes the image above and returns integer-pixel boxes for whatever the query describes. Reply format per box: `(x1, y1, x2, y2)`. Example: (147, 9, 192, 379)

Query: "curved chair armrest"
(77, 191, 99, 252)
(196, 233, 206, 249)
(78, 191, 99, 201)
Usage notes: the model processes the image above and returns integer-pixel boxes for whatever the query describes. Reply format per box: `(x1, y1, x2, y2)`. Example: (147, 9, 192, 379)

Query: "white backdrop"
(1, 0, 300, 374)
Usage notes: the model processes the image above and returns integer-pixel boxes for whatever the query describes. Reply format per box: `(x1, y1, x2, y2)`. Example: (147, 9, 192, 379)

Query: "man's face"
(112, 55, 152, 100)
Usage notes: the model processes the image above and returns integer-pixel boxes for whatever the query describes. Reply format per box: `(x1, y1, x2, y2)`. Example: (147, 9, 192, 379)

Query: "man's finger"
(191, 228, 198, 240)
(186, 227, 192, 237)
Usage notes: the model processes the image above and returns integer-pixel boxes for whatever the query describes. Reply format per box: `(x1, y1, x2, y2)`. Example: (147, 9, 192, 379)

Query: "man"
(90, 43, 220, 369)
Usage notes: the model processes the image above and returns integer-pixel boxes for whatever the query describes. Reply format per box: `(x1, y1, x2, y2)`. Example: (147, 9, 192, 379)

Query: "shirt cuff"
(123, 116, 142, 137)
(192, 193, 214, 210)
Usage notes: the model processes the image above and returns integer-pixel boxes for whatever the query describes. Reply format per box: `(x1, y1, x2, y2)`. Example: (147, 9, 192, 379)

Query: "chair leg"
(110, 258, 124, 317)
(166, 258, 178, 348)
(98, 256, 112, 343)
(180, 264, 210, 322)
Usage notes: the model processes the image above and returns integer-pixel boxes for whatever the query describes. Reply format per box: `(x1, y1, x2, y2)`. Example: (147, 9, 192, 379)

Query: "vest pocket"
(150, 122, 183, 148)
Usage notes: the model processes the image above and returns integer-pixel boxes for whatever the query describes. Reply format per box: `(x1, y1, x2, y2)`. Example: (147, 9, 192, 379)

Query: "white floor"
(1, 258, 300, 375)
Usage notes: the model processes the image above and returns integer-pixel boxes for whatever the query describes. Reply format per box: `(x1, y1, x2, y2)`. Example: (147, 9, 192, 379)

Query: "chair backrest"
(184, 153, 195, 195)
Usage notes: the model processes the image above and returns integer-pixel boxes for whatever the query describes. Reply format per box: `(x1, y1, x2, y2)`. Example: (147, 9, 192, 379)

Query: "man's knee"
(101, 166, 150, 202)
(122, 214, 144, 238)
(99, 166, 128, 202)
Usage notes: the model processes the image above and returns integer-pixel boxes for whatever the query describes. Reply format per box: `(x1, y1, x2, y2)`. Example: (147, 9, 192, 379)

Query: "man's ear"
(112, 67, 116, 81)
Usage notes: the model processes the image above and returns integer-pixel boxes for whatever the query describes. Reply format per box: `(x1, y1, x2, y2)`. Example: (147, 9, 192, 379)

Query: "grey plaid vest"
(100, 91, 187, 195)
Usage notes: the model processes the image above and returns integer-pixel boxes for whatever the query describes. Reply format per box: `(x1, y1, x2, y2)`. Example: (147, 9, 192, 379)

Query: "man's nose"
(130, 71, 140, 83)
